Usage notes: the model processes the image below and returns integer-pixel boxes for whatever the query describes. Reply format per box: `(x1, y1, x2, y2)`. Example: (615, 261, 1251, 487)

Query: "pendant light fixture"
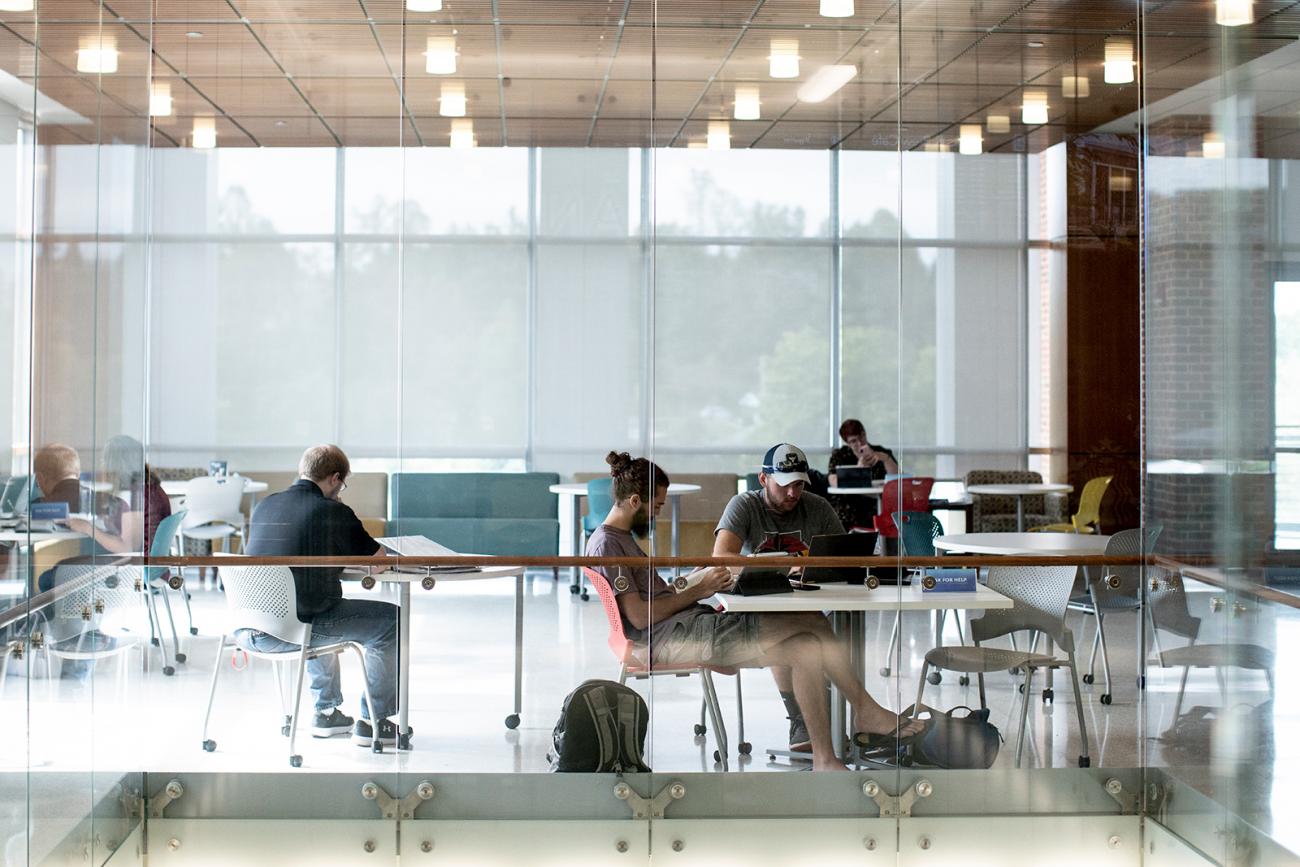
(439, 81, 466, 117)
(707, 120, 731, 150)
(1216, 0, 1253, 26)
(734, 86, 761, 120)
(407, 0, 443, 11)
(192, 117, 216, 149)
(425, 35, 457, 74)
(450, 118, 476, 148)
(769, 39, 800, 79)
(76, 35, 118, 74)
(959, 124, 983, 155)
(820, 0, 854, 17)
(1061, 75, 1090, 98)
(1104, 37, 1135, 84)
(149, 82, 172, 117)
(1022, 91, 1048, 125)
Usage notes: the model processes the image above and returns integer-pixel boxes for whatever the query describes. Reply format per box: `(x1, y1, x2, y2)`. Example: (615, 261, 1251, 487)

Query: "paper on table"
(376, 535, 481, 573)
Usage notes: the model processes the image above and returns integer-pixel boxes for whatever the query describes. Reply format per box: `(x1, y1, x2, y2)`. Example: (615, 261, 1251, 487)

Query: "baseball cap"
(761, 443, 810, 486)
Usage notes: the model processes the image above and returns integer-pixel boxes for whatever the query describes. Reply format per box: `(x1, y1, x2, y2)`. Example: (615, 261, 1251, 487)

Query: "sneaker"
(352, 718, 401, 749)
(789, 715, 812, 753)
(311, 708, 354, 738)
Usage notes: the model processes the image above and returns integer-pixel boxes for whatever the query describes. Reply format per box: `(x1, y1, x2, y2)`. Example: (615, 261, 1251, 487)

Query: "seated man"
(714, 442, 845, 753)
(32, 443, 84, 512)
(244, 444, 401, 748)
(588, 449, 921, 771)
(827, 418, 898, 531)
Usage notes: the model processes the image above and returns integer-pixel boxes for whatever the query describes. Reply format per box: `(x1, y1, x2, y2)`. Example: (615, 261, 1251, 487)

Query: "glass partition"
(0, 0, 1295, 864)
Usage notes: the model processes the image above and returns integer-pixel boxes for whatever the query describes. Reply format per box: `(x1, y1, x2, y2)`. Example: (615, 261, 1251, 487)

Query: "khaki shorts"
(644, 609, 765, 667)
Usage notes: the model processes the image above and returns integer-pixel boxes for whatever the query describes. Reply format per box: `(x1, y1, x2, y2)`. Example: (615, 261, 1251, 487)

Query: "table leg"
(830, 611, 847, 759)
(670, 495, 682, 576)
(506, 572, 523, 729)
(570, 494, 583, 586)
(1015, 496, 1025, 532)
(398, 581, 412, 749)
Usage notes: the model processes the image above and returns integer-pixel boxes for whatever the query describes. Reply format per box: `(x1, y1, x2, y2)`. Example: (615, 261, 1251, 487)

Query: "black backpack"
(549, 679, 652, 773)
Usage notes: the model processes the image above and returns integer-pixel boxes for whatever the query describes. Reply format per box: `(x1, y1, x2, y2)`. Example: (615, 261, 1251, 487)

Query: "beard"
(630, 505, 653, 536)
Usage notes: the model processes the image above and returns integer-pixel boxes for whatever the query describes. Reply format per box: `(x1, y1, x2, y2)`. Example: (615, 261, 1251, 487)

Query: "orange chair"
(873, 477, 935, 539)
(582, 567, 748, 766)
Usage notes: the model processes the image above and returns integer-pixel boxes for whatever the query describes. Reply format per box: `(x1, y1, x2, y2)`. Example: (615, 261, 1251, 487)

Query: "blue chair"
(570, 478, 615, 601)
(879, 511, 970, 685)
(1, 475, 30, 514)
(139, 510, 191, 674)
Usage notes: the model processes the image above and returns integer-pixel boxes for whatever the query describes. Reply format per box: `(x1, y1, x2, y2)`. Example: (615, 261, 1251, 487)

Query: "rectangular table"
(707, 582, 1012, 758)
(347, 560, 526, 750)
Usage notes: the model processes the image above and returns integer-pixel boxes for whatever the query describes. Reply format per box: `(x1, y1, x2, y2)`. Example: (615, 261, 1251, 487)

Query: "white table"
(934, 532, 1109, 557)
(161, 477, 268, 498)
(348, 560, 526, 749)
(826, 485, 884, 497)
(965, 483, 1072, 531)
(709, 583, 1012, 757)
(550, 482, 701, 580)
(0, 528, 85, 544)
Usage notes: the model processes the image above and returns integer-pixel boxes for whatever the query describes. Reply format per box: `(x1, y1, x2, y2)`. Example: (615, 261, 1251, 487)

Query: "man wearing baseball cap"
(713, 442, 845, 753)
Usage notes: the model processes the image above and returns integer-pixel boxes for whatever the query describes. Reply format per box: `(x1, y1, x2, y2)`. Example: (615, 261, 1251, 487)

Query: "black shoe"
(311, 708, 354, 738)
(788, 715, 812, 753)
(352, 718, 400, 748)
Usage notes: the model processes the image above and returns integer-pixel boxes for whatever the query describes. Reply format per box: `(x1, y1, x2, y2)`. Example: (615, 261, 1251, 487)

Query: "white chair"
(179, 477, 246, 583)
(38, 561, 149, 688)
(201, 562, 379, 768)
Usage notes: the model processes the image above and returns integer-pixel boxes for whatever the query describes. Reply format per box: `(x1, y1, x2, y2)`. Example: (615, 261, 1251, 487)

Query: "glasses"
(338, 475, 349, 492)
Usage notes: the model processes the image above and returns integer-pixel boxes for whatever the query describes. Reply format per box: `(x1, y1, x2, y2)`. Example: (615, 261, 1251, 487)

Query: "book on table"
(376, 535, 482, 573)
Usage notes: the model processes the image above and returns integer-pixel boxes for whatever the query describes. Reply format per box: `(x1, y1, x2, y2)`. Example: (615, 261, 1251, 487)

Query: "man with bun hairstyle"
(588, 450, 921, 771)
(246, 444, 402, 749)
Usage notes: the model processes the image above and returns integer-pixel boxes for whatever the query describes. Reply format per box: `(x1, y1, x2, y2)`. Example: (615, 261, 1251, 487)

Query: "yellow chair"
(1031, 475, 1112, 534)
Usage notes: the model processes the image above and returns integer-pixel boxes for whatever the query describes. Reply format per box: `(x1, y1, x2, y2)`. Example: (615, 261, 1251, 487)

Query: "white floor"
(2, 570, 1294, 845)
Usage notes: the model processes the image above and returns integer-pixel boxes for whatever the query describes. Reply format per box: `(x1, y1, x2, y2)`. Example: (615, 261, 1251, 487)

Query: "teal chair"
(1, 475, 29, 514)
(570, 478, 615, 602)
(882, 511, 970, 686)
(140, 510, 191, 674)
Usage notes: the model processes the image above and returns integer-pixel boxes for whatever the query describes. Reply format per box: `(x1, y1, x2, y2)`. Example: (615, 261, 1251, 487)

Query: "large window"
(118, 145, 1034, 474)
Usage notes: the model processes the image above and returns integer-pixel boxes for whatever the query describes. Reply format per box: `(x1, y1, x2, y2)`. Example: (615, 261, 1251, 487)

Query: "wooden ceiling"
(3, 1, 1300, 152)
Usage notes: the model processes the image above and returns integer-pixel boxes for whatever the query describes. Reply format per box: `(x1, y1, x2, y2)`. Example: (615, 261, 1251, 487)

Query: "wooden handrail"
(136, 554, 1146, 569)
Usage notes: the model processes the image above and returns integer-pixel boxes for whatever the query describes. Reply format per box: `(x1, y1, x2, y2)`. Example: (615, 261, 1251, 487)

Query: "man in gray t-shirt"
(714, 442, 845, 753)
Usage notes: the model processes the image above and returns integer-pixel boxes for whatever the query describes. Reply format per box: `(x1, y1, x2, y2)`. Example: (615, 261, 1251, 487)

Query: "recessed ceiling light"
(274, 120, 287, 127)
(1027, 40, 1045, 48)
(185, 31, 203, 38)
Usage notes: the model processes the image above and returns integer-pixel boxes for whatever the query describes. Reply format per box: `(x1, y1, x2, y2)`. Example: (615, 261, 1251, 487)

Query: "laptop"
(834, 466, 878, 488)
(733, 565, 796, 596)
(803, 532, 876, 584)
(376, 535, 481, 574)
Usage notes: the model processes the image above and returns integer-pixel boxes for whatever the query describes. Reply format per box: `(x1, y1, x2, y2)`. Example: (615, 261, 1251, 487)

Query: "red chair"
(582, 567, 749, 766)
(873, 477, 935, 538)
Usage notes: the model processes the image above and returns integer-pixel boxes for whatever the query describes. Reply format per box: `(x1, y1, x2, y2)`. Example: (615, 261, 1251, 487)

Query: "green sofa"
(387, 472, 560, 556)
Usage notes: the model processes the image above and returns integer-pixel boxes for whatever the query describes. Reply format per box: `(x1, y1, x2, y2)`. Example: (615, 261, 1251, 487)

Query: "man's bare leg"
(761, 634, 844, 771)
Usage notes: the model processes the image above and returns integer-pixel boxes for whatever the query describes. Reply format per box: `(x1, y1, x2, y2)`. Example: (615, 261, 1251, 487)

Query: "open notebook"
(376, 535, 481, 573)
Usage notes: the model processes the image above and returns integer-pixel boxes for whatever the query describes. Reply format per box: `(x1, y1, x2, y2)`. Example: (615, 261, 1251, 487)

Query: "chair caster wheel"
(739, 742, 752, 755)
(580, 592, 589, 601)
(372, 742, 383, 754)
(1018, 684, 1024, 693)
(289, 755, 303, 768)
(151, 638, 160, 647)
(504, 713, 521, 729)
(189, 628, 198, 636)
(693, 724, 706, 736)
(927, 671, 942, 685)
(899, 754, 914, 767)
(398, 733, 413, 751)
(713, 749, 722, 763)
(1136, 676, 1146, 689)
(175, 652, 187, 663)
(1082, 674, 1095, 684)
(202, 739, 216, 752)
(163, 666, 175, 676)
(281, 724, 290, 737)
(879, 667, 891, 677)
(1042, 688, 1053, 704)
(958, 676, 970, 686)
(1078, 756, 1091, 768)
(1100, 693, 1113, 705)
(569, 585, 580, 595)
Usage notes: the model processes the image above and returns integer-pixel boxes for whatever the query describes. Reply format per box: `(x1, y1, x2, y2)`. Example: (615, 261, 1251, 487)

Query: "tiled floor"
(2, 570, 1295, 848)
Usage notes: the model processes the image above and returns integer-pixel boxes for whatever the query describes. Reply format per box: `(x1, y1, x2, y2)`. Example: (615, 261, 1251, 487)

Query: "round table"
(965, 482, 1072, 532)
(549, 482, 701, 561)
(161, 477, 268, 497)
(933, 532, 1109, 557)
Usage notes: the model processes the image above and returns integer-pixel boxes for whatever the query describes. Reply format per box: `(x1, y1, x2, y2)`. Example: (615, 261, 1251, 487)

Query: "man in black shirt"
(32, 443, 85, 512)
(245, 445, 400, 748)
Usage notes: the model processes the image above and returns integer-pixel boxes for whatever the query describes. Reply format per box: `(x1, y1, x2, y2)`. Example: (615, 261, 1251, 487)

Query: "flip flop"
(852, 718, 930, 750)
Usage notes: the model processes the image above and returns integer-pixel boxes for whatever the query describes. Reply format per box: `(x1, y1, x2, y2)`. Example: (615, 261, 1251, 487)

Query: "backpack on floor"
(548, 679, 652, 773)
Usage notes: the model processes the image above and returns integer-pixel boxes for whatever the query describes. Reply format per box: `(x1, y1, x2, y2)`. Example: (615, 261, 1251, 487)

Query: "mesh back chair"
(882, 511, 970, 685)
(39, 561, 148, 688)
(201, 562, 379, 767)
(582, 566, 747, 768)
(1146, 568, 1274, 720)
(1070, 525, 1162, 705)
(179, 477, 246, 583)
(873, 477, 935, 539)
(1031, 475, 1113, 534)
(915, 565, 1092, 768)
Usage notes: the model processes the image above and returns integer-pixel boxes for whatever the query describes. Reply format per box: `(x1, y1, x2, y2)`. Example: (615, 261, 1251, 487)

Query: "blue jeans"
(240, 598, 399, 721)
